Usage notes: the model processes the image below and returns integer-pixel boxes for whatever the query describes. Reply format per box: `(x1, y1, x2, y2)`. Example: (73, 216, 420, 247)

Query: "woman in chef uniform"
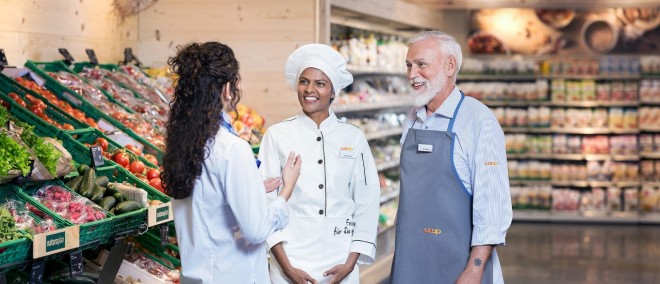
(258, 44, 380, 284)
(162, 42, 302, 284)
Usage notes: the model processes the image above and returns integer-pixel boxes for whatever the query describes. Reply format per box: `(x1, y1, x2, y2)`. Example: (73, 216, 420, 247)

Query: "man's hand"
(456, 246, 493, 284)
(456, 268, 483, 284)
(263, 177, 282, 193)
(283, 266, 317, 284)
(323, 263, 355, 284)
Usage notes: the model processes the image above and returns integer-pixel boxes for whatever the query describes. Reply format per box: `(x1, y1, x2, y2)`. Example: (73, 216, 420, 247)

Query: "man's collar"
(415, 86, 462, 120)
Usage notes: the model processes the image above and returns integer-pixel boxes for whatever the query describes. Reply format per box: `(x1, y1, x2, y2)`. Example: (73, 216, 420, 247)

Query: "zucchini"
(99, 196, 116, 211)
(115, 200, 142, 214)
(65, 176, 84, 193)
(95, 176, 109, 187)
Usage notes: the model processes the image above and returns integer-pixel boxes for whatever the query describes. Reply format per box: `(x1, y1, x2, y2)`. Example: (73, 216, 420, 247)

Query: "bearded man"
(390, 31, 512, 284)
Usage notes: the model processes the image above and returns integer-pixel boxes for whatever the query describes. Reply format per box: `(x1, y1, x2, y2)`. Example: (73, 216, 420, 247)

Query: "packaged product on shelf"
(640, 56, 660, 75)
(29, 185, 107, 224)
(3, 200, 57, 235)
(551, 189, 580, 211)
(640, 134, 654, 152)
(596, 82, 610, 101)
(582, 135, 609, 155)
(623, 109, 638, 129)
(553, 134, 568, 154)
(566, 81, 581, 102)
(581, 80, 596, 101)
(580, 187, 605, 211)
(608, 108, 624, 129)
(567, 135, 582, 154)
(624, 81, 638, 101)
(551, 108, 565, 128)
(551, 79, 565, 101)
(641, 160, 654, 181)
(610, 135, 638, 155)
(656, 134, 660, 150)
(606, 187, 622, 211)
(610, 81, 625, 101)
(639, 80, 660, 103)
(639, 107, 660, 129)
(640, 186, 659, 212)
(623, 188, 639, 212)
(508, 160, 518, 179)
(592, 109, 609, 128)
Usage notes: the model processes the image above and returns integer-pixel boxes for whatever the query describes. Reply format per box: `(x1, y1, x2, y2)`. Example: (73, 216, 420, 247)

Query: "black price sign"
(160, 224, 169, 247)
(85, 49, 99, 66)
(0, 49, 8, 66)
(69, 250, 83, 277)
(30, 260, 45, 284)
(58, 48, 75, 65)
(90, 145, 105, 168)
(123, 48, 134, 65)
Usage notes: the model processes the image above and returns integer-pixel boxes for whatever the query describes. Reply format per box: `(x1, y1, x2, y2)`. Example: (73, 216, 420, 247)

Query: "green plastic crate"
(64, 128, 159, 170)
(0, 73, 90, 132)
(19, 179, 116, 249)
(56, 132, 117, 170)
(134, 231, 180, 268)
(72, 62, 157, 104)
(25, 61, 165, 164)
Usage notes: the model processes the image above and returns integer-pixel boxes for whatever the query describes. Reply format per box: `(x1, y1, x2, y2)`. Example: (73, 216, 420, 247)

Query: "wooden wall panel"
(137, 0, 317, 125)
(0, 0, 137, 65)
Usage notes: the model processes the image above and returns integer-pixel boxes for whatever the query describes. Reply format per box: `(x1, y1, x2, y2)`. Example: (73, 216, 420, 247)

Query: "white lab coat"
(259, 112, 380, 284)
(172, 127, 289, 284)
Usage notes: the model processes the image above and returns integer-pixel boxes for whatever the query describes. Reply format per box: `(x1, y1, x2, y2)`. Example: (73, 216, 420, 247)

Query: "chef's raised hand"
(279, 151, 302, 201)
(263, 177, 283, 193)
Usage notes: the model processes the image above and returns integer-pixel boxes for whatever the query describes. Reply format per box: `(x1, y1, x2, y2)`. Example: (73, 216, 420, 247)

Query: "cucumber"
(95, 176, 109, 187)
(99, 196, 116, 211)
(115, 200, 141, 214)
(104, 186, 119, 197)
(77, 164, 90, 175)
(65, 176, 84, 193)
(91, 185, 105, 203)
(112, 192, 125, 203)
(80, 168, 96, 198)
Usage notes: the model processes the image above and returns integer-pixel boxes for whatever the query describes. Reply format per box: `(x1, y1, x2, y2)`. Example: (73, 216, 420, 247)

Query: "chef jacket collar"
(297, 110, 338, 131)
(415, 85, 462, 121)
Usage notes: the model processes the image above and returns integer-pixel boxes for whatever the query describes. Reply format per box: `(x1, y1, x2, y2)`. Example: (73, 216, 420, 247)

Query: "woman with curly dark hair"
(163, 41, 301, 283)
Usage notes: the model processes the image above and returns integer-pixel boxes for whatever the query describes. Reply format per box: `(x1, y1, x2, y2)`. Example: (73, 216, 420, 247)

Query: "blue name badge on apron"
(417, 144, 433, 153)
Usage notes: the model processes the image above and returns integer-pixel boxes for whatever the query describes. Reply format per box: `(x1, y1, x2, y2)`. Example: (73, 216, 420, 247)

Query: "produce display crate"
(0, 86, 88, 140)
(134, 230, 180, 268)
(19, 179, 116, 250)
(64, 128, 159, 170)
(0, 73, 90, 132)
(99, 165, 170, 226)
(0, 185, 33, 271)
(56, 131, 118, 170)
(71, 62, 154, 103)
(24, 61, 164, 163)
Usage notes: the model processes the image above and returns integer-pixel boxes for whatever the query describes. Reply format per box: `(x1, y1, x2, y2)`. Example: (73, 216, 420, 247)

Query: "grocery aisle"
(499, 223, 660, 284)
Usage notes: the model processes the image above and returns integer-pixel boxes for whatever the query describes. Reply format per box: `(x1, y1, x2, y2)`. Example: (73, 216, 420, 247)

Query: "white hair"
(408, 31, 463, 79)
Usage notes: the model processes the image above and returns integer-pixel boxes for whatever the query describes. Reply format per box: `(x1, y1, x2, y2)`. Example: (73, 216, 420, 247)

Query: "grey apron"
(390, 94, 493, 284)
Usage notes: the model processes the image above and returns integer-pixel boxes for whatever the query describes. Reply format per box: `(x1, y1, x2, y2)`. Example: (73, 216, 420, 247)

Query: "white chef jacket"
(259, 112, 380, 284)
(172, 127, 289, 284)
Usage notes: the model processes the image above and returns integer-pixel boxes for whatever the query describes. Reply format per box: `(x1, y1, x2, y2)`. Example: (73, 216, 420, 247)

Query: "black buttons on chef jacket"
(316, 137, 321, 141)
(318, 159, 323, 164)
(319, 209, 324, 215)
(319, 184, 324, 189)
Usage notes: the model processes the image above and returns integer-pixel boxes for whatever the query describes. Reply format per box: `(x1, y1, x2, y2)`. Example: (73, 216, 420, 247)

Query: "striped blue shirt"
(401, 86, 512, 284)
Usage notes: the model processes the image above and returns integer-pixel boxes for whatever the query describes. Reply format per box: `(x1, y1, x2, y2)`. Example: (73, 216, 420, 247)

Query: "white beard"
(411, 75, 444, 107)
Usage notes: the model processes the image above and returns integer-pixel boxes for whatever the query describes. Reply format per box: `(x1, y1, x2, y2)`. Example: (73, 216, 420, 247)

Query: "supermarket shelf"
(640, 101, 660, 106)
(551, 180, 641, 187)
(458, 74, 538, 81)
(539, 74, 641, 80)
(380, 190, 400, 204)
(502, 127, 639, 134)
(365, 127, 403, 141)
(513, 210, 660, 224)
(507, 153, 554, 159)
(640, 152, 660, 159)
(644, 182, 660, 187)
(376, 159, 399, 172)
(641, 74, 660, 79)
(640, 126, 660, 132)
(482, 100, 552, 107)
(549, 101, 639, 107)
(509, 179, 552, 186)
(333, 99, 412, 113)
(347, 65, 404, 76)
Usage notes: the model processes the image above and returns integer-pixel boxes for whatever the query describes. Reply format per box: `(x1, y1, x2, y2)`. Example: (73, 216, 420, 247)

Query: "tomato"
(129, 160, 145, 174)
(24, 94, 37, 104)
(144, 154, 159, 166)
(8, 93, 20, 101)
(29, 104, 43, 116)
(138, 177, 149, 184)
(95, 138, 109, 151)
(125, 144, 142, 155)
(149, 178, 163, 193)
(35, 100, 47, 110)
(114, 152, 130, 167)
(0, 99, 9, 109)
(146, 168, 161, 180)
(62, 124, 75, 130)
(15, 98, 27, 108)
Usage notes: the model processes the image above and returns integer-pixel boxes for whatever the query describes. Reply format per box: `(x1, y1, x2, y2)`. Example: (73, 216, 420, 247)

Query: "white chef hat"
(285, 43, 353, 94)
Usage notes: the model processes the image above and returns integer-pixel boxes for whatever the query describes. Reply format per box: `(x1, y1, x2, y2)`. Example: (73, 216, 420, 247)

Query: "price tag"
(160, 224, 169, 247)
(90, 145, 105, 167)
(30, 261, 45, 284)
(123, 48, 134, 64)
(58, 48, 75, 65)
(85, 49, 99, 66)
(0, 49, 8, 66)
(69, 250, 83, 277)
(60, 91, 82, 107)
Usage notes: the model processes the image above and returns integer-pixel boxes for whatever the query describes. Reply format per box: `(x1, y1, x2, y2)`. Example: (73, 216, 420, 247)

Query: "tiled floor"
(499, 223, 660, 284)
(364, 223, 660, 284)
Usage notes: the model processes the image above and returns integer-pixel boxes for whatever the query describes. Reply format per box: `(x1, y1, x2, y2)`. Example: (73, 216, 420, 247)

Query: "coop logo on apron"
(423, 228, 442, 235)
